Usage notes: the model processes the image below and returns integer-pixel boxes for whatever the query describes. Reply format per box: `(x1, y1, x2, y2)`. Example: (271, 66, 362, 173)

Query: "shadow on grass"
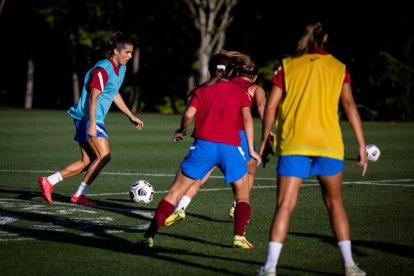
(290, 231, 414, 259)
(0, 190, 255, 275)
(108, 197, 233, 224)
(0, 207, 258, 275)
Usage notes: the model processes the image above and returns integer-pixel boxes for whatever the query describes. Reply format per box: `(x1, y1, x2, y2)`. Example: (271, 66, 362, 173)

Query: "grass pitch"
(0, 109, 413, 275)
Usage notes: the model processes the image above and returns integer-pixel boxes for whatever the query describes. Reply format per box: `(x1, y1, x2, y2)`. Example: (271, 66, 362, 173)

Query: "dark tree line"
(0, 0, 413, 120)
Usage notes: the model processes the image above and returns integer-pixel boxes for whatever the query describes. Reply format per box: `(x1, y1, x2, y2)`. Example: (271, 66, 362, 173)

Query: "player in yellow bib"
(257, 19, 368, 276)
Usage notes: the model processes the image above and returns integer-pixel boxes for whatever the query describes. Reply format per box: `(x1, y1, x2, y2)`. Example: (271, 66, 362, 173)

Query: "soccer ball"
(366, 144, 380, 162)
(129, 180, 154, 204)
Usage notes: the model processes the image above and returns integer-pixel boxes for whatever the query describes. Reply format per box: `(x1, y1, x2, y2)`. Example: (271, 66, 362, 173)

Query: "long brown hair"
(294, 19, 327, 57)
(219, 50, 258, 79)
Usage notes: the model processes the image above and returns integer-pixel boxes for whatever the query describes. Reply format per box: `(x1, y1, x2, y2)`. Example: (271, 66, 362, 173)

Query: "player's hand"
(354, 147, 368, 176)
(173, 128, 187, 142)
(88, 126, 97, 137)
(259, 134, 275, 168)
(261, 139, 275, 168)
(129, 117, 144, 130)
(250, 150, 262, 167)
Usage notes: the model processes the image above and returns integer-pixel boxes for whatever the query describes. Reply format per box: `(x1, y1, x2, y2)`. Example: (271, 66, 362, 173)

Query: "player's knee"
(101, 153, 111, 164)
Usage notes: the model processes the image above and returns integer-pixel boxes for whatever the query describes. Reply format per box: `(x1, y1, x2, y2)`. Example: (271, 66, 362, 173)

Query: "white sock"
(263, 241, 283, 271)
(47, 172, 63, 185)
(232, 199, 237, 208)
(338, 240, 355, 267)
(74, 182, 89, 197)
(175, 196, 192, 212)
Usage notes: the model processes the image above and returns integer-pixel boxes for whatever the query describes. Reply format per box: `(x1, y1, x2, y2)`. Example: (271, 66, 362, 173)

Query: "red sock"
(145, 199, 175, 238)
(234, 201, 250, 236)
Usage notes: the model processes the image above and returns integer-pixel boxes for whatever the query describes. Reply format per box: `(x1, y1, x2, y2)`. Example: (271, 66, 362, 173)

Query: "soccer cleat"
(229, 206, 235, 219)
(256, 266, 276, 276)
(233, 235, 254, 249)
(132, 237, 154, 248)
(345, 264, 366, 276)
(164, 208, 185, 226)
(70, 194, 97, 206)
(38, 177, 54, 204)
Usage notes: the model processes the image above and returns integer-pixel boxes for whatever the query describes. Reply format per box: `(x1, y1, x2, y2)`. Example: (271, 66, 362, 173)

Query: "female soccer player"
(256, 19, 367, 276)
(134, 52, 261, 249)
(38, 31, 144, 206)
(164, 50, 268, 225)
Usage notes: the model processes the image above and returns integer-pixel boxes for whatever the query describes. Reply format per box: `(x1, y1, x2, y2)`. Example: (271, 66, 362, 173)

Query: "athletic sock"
(74, 182, 89, 197)
(234, 201, 250, 236)
(263, 241, 283, 271)
(145, 199, 175, 238)
(47, 172, 63, 185)
(175, 195, 191, 212)
(338, 240, 355, 267)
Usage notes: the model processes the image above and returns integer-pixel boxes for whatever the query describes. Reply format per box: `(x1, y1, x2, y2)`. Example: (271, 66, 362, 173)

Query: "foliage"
(155, 96, 187, 114)
(1, 1, 414, 120)
(369, 38, 414, 120)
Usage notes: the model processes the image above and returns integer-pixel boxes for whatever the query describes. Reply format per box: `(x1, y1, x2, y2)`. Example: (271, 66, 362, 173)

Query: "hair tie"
(216, 65, 226, 70)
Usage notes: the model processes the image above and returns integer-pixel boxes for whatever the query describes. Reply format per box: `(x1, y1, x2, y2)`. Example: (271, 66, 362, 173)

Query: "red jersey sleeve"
(344, 68, 351, 84)
(272, 65, 284, 90)
(241, 89, 251, 108)
(89, 67, 108, 92)
(188, 88, 202, 109)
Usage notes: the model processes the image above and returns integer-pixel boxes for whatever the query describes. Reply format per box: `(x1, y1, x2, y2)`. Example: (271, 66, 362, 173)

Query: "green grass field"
(0, 109, 413, 275)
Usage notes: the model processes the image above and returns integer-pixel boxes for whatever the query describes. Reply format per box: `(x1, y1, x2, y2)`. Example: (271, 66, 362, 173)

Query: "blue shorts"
(73, 119, 108, 143)
(181, 139, 247, 184)
(277, 155, 343, 179)
(239, 130, 252, 162)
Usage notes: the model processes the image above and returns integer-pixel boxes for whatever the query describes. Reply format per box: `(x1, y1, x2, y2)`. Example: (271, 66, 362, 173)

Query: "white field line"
(0, 170, 413, 242)
(0, 169, 413, 198)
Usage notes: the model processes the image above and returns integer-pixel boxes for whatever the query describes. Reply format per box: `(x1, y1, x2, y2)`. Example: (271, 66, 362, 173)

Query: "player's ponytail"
(294, 18, 327, 57)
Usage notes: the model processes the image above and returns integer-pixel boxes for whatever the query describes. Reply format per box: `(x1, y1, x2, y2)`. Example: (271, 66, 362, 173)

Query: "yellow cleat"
(165, 209, 185, 226)
(233, 235, 254, 249)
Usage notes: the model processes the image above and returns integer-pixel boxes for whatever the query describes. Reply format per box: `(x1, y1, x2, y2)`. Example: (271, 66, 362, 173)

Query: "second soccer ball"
(366, 144, 380, 162)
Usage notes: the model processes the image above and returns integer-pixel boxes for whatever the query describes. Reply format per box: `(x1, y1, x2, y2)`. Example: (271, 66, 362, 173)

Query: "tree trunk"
(130, 49, 141, 113)
(185, 0, 237, 84)
(70, 42, 80, 104)
(0, 0, 6, 16)
(24, 56, 34, 109)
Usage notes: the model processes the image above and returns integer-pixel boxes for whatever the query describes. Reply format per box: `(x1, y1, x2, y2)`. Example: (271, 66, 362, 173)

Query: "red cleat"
(70, 194, 96, 206)
(38, 177, 54, 204)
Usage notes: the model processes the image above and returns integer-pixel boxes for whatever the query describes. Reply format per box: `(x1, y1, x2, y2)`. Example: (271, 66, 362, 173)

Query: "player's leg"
(259, 156, 309, 274)
(315, 155, 365, 275)
(270, 176, 302, 242)
(139, 170, 197, 244)
(61, 142, 95, 178)
(38, 119, 95, 204)
(231, 174, 254, 249)
(135, 139, 217, 247)
(165, 166, 216, 226)
(318, 173, 365, 275)
(258, 176, 302, 273)
(318, 172, 349, 240)
(38, 142, 94, 204)
(218, 142, 253, 249)
(228, 158, 257, 219)
(71, 136, 110, 206)
(229, 130, 253, 218)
